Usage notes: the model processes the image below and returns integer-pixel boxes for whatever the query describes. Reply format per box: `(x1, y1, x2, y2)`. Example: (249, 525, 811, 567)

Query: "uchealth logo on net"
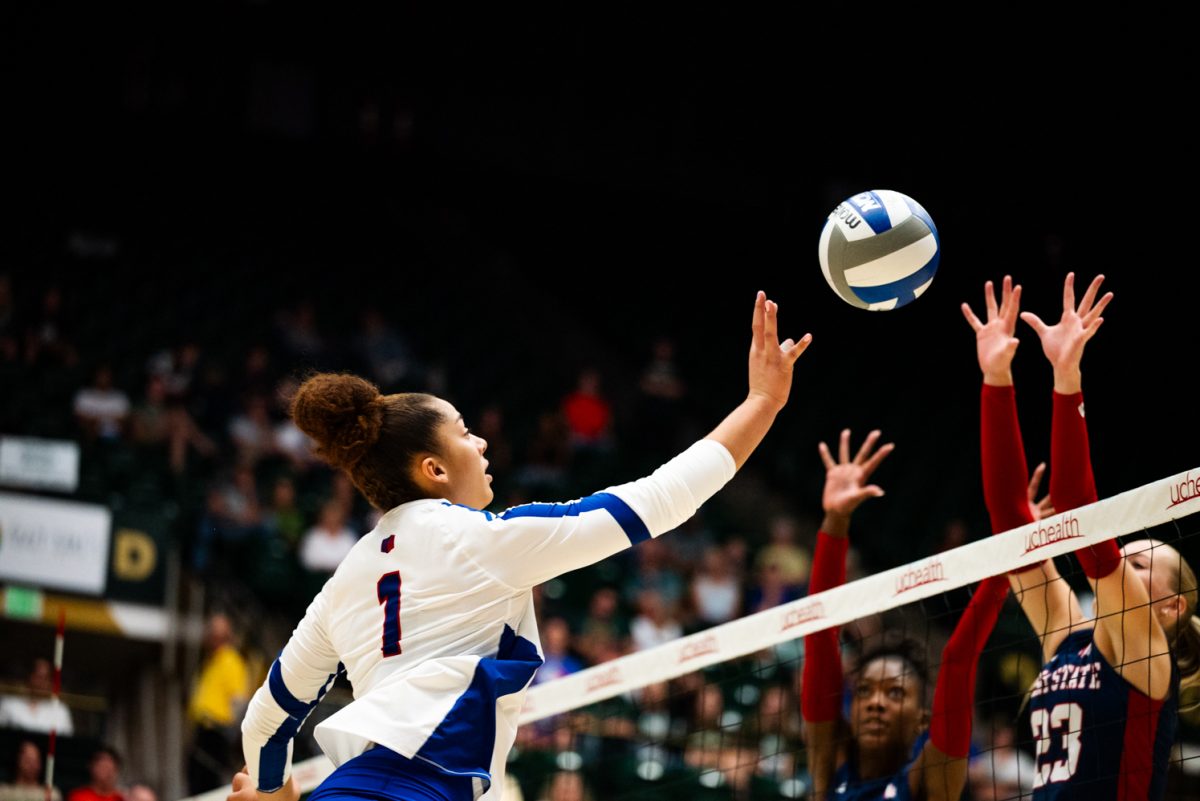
(894, 558, 946, 596)
(585, 665, 623, 693)
(678, 635, 720, 664)
(1169, 472, 1199, 509)
(1022, 513, 1083, 555)
(781, 600, 825, 632)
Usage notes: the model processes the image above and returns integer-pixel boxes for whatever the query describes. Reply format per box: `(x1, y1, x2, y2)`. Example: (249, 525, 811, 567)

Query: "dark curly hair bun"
(291, 373, 385, 470)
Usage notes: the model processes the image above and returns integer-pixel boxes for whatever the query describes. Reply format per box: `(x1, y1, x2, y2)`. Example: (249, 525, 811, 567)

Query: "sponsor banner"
(0, 492, 111, 595)
(0, 436, 80, 493)
(520, 467, 1199, 724)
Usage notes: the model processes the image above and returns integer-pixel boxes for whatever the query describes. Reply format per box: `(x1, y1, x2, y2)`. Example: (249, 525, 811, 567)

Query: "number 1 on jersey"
(377, 571, 402, 657)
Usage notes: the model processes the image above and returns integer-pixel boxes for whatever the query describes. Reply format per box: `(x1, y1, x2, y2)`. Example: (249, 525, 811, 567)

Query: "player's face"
(1122, 539, 1186, 632)
(431, 398, 493, 510)
(849, 656, 925, 753)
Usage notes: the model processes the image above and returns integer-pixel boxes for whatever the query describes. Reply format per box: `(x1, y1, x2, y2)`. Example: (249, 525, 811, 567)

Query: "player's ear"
(418, 455, 449, 485)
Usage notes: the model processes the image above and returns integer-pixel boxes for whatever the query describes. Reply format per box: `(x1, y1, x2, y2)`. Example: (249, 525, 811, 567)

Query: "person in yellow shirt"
(187, 613, 249, 793)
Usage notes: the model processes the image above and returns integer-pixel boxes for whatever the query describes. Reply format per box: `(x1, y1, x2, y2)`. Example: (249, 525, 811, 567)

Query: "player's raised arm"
(964, 276, 1082, 658)
(802, 429, 892, 800)
(1022, 274, 1176, 697)
(454, 292, 811, 590)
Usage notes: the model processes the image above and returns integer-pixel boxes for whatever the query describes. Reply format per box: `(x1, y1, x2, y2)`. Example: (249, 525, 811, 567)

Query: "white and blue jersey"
(241, 439, 736, 799)
(1028, 628, 1178, 801)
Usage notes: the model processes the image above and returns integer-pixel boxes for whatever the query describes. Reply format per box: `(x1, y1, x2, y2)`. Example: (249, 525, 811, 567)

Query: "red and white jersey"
(241, 439, 736, 797)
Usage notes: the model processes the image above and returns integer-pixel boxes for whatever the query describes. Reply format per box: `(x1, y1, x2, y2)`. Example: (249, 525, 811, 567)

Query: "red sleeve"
(929, 574, 1009, 757)
(801, 531, 847, 722)
(1051, 391, 1119, 578)
(981, 384, 1037, 534)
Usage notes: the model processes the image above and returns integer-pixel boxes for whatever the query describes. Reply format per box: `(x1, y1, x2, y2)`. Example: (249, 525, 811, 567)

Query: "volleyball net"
(184, 467, 1200, 801)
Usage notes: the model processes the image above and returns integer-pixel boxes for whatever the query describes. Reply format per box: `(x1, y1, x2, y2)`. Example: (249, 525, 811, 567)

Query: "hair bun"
(291, 373, 385, 470)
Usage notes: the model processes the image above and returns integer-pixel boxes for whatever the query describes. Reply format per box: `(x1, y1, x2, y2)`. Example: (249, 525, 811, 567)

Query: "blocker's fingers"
(984, 280, 999, 320)
(763, 299, 779, 344)
(751, 291, 766, 350)
(818, 441, 835, 471)
(961, 302, 984, 331)
(1077, 274, 1105, 315)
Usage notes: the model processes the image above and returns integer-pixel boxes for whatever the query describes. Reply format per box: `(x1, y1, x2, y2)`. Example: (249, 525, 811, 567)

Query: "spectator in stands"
(228, 394, 277, 465)
(561, 369, 612, 450)
(745, 562, 803, 614)
(66, 747, 123, 801)
(576, 587, 627, 665)
(73, 365, 130, 441)
(690, 545, 743, 627)
(753, 514, 810, 592)
(131, 375, 215, 473)
(263, 476, 306, 549)
(0, 658, 73, 735)
(0, 740, 62, 801)
(299, 501, 358, 574)
(623, 537, 684, 612)
(968, 747, 1035, 801)
(187, 613, 249, 794)
(532, 618, 582, 685)
(536, 771, 594, 801)
(630, 590, 682, 652)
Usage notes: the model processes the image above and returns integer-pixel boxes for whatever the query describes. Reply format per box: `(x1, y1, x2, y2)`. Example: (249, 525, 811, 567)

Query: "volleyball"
(817, 189, 940, 311)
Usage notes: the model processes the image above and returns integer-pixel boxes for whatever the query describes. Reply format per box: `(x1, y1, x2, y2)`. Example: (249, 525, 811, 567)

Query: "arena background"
(3, 9, 1197, 799)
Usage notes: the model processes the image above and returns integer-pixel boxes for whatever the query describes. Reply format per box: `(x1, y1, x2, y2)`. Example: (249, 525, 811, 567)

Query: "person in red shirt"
(67, 747, 123, 801)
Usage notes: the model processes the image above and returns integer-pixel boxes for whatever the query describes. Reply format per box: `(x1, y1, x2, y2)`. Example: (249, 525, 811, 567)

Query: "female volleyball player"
(802, 430, 1011, 801)
(963, 273, 1200, 800)
(226, 293, 810, 801)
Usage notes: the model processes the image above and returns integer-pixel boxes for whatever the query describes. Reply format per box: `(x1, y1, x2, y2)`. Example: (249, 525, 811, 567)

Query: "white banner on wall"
(0, 492, 111, 595)
(0, 436, 81, 492)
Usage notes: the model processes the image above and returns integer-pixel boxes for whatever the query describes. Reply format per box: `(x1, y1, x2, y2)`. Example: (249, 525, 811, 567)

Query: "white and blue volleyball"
(818, 190, 940, 311)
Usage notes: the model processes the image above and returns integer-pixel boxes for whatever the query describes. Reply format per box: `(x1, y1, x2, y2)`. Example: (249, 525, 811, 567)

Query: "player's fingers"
(838, 428, 851, 464)
(852, 485, 886, 504)
(1082, 292, 1113, 326)
(1078, 274, 1105, 315)
(853, 429, 881, 464)
(984, 280, 999, 320)
(861, 442, 895, 478)
(961, 302, 983, 332)
(1027, 462, 1046, 497)
(818, 441, 835, 470)
(1063, 272, 1075, 313)
(1020, 311, 1047, 335)
(763, 299, 779, 346)
(1004, 284, 1023, 327)
(751, 291, 765, 350)
(784, 333, 813, 365)
(1083, 317, 1105, 341)
(1000, 275, 1013, 312)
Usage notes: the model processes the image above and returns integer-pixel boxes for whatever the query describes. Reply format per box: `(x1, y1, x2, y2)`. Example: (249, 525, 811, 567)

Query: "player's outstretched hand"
(961, 275, 1022, 386)
(748, 291, 812, 411)
(228, 771, 300, 801)
(1019, 272, 1112, 393)
(818, 428, 893, 520)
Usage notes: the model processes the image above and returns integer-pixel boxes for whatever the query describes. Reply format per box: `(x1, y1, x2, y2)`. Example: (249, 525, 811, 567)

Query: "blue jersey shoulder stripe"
(499, 492, 651, 544)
